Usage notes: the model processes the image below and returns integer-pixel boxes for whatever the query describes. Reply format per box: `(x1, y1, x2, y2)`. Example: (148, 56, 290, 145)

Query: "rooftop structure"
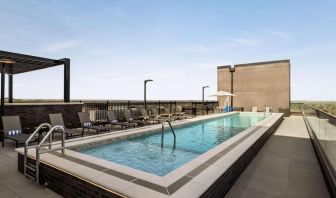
(0, 50, 71, 115)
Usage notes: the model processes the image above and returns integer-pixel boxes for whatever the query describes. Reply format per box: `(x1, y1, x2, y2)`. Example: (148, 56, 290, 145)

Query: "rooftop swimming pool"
(79, 113, 267, 176)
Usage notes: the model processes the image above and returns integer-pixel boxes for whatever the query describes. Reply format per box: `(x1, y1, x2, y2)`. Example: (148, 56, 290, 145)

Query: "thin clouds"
(42, 40, 82, 52)
(180, 44, 212, 53)
(263, 29, 291, 40)
(226, 37, 261, 47)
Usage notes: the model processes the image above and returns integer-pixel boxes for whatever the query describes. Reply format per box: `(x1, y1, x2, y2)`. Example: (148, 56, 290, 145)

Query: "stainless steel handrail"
(24, 123, 52, 177)
(35, 125, 65, 183)
(161, 119, 176, 149)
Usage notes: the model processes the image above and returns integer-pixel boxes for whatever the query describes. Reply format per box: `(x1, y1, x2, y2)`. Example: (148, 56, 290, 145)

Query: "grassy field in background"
(291, 101, 336, 115)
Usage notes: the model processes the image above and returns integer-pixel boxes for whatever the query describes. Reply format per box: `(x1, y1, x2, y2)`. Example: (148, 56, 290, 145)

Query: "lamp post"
(202, 86, 209, 115)
(144, 79, 153, 109)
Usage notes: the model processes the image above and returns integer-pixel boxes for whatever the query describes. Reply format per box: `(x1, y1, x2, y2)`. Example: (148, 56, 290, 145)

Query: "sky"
(0, 0, 335, 101)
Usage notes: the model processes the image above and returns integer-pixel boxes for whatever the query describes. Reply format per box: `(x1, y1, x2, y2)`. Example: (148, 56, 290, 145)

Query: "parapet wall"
(4, 103, 83, 131)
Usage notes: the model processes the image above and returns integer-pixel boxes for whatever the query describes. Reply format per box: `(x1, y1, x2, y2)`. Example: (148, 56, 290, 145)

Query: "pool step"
(24, 163, 37, 181)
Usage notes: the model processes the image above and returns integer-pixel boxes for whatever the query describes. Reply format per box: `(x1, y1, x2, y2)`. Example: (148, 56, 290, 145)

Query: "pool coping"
(16, 112, 283, 197)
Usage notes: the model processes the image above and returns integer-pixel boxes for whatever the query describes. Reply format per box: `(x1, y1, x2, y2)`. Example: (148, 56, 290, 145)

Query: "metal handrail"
(24, 123, 52, 177)
(304, 104, 336, 119)
(35, 125, 65, 183)
(161, 119, 176, 149)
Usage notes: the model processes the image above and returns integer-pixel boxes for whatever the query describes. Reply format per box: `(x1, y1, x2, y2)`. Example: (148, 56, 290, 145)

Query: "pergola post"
(8, 74, 13, 103)
(1, 64, 5, 116)
(64, 58, 70, 102)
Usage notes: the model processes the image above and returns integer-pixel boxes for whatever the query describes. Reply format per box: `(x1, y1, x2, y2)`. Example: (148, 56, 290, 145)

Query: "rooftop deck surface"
(225, 116, 330, 198)
(0, 116, 330, 198)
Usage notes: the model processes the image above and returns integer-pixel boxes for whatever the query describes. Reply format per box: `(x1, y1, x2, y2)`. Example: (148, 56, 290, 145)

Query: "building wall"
(217, 60, 290, 116)
(217, 65, 232, 108)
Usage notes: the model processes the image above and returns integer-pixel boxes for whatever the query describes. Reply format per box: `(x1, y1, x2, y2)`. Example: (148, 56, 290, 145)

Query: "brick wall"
(217, 60, 291, 116)
(4, 103, 83, 132)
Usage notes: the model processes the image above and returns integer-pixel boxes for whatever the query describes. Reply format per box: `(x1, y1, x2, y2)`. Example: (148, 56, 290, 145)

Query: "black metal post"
(144, 82, 146, 109)
(1, 64, 5, 116)
(158, 100, 161, 114)
(144, 79, 153, 109)
(230, 67, 235, 107)
(8, 74, 13, 103)
(202, 86, 209, 115)
(64, 58, 70, 102)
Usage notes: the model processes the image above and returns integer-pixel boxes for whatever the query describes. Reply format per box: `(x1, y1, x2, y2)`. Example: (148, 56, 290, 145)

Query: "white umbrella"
(208, 91, 236, 97)
(209, 91, 236, 112)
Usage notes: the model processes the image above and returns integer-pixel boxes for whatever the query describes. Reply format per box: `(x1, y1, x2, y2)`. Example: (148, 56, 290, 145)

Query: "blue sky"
(0, 0, 335, 101)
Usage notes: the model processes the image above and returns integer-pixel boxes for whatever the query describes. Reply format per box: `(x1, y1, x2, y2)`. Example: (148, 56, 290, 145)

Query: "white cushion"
(8, 129, 21, 136)
(84, 123, 92, 127)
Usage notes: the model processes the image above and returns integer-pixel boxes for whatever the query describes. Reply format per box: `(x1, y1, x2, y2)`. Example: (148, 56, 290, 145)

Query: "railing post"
(127, 100, 130, 109)
(159, 100, 161, 114)
(206, 100, 209, 114)
(170, 101, 172, 113)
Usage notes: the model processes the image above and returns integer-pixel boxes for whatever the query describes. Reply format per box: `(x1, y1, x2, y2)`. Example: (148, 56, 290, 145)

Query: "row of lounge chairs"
(252, 106, 271, 113)
(1, 108, 188, 148)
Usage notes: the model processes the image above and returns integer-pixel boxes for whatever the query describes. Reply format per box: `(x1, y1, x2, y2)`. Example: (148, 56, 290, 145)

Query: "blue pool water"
(79, 113, 266, 176)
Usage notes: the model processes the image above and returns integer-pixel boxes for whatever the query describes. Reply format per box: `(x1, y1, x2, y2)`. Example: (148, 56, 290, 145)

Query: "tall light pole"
(202, 86, 209, 115)
(144, 79, 153, 109)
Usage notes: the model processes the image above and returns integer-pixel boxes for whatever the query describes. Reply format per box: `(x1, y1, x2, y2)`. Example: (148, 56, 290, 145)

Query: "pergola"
(0, 50, 71, 115)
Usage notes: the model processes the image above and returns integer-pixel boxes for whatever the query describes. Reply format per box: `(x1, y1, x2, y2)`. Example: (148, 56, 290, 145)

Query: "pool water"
(79, 113, 267, 176)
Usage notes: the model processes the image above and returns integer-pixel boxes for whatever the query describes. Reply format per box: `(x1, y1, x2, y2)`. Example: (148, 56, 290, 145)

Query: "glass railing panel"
(326, 115, 336, 170)
(302, 104, 336, 172)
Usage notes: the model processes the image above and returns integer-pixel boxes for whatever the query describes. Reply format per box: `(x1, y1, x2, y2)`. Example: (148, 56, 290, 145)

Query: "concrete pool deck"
(225, 116, 330, 198)
(0, 116, 329, 198)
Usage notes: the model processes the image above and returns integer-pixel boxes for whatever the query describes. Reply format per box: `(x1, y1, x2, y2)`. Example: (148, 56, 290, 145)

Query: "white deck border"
(16, 112, 283, 198)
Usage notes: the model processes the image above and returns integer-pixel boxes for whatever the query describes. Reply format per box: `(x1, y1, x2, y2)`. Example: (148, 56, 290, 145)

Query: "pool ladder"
(161, 119, 176, 149)
(24, 123, 66, 184)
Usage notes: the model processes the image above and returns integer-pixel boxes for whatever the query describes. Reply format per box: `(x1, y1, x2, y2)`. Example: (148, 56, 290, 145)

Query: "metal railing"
(80, 100, 218, 121)
(301, 104, 336, 196)
(161, 119, 176, 149)
(24, 123, 52, 179)
(24, 124, 65, 183)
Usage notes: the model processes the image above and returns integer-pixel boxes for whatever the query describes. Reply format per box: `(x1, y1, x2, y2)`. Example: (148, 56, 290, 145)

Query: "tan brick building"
(217, 60, 291, 116)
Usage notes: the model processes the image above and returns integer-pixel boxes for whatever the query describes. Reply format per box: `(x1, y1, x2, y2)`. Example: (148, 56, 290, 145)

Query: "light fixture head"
(203, 86, 210, 89)
(145, 79, 153, 83)
(0, 59, 16, 64)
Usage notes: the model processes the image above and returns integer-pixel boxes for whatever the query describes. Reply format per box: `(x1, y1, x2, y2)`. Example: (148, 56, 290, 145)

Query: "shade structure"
(209, 90, 236, 112)
(208, 90, 236, 97)
(0, 50, 71, 115)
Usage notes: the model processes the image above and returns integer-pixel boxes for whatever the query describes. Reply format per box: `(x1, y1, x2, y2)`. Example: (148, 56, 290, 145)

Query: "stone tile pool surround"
(16, 112, 283, 198)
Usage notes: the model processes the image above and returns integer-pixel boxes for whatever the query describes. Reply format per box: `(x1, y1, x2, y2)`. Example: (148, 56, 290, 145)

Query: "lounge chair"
(252, 106, 258, 112)
(140, 109, 160, 124)
(265, 106, 271, 113)
(78, 112, 109, 134)
(49, 114, 84, 139)
(173, 106, 187, 119)
(106, 111, 135, 128)
(162, 108, 176, 120)
(1, 116, 34, 148)
(151, 108, 163, 120)
(123, 109, 145, 126)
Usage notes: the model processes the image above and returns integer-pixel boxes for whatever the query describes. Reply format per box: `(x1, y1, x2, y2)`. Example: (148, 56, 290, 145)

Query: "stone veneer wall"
(4, 103, 83, 131)
(18, 154, 124, 198)
(201, 116, 283, 197)
(217, 60, 291, 116)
